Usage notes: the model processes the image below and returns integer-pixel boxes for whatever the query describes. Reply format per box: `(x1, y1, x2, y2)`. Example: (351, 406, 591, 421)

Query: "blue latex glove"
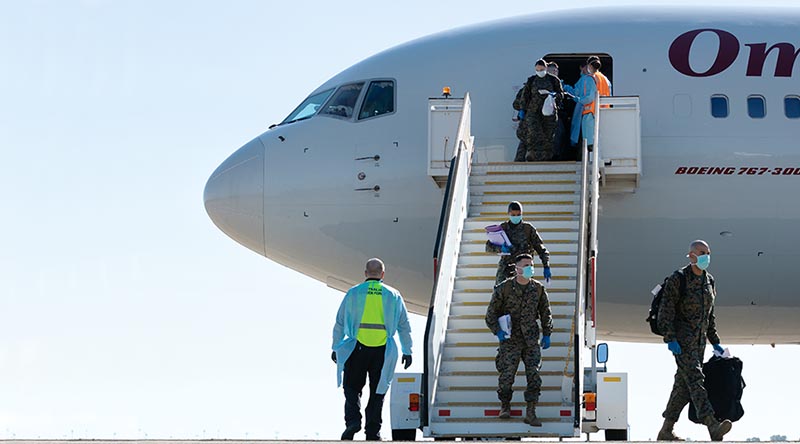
(543, 266, 552, 283)
(541, 335, 551, 350)
(500, 244, 510, 254)
(496, 331, 508, 342)
(667, 340, 682, 355)
(713, 344, 725, 353)
(518, 110, 525, 120)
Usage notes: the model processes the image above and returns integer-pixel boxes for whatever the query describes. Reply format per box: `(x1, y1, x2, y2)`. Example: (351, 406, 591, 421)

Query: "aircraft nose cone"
(204, 137, 266, 255)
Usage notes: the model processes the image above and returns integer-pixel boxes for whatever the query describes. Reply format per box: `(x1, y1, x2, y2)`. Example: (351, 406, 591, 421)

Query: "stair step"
(443, 335, 573, 350)
(472, 161, 580, 170)
(461, 244, 578, 254)
(470, 184, 581, 194)
(454, 281, 576, 292)
(441, 345, 571, 358)
(440, 360, 574, 374)
(457, 255, 578, 267)
(439, 375, 572, 390)
(464, 219, 579, 230)
(443, 371, 573, 377)
(446, 319, 572, 331)
(456, 268, 577, 279)
(448, 314, 571, 321)
(471, 174, 582, 185)
(450, 297, 576, 308)
(444, 341, 569, 348)
(449, 303, 575, 318)
(457, 262, 576, 269)
(430, 406, 575, 420)
(440, 385, 562, 392)
(442, 401, 567, 407)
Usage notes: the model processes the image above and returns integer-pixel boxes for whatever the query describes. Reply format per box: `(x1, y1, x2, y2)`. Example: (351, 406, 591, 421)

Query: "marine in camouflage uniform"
(485, 259, 553, 425)
(657, 241, 732, 441)
(513, 59, 565, 162)
(485, 219, 550, 285)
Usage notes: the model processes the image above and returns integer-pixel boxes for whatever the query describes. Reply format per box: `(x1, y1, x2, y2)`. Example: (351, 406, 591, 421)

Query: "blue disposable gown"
(569, 74, 598, 146)
(564, 74, 588, 146)
(332, 280, 413, 394)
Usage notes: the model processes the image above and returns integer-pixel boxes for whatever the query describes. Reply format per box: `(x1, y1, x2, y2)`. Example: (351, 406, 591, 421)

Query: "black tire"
(392, 428, 417, 441)
(605, 429, 628, 441)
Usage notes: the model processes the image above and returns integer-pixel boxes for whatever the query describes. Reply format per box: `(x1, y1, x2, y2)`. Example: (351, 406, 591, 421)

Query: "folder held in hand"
(485, 224, 511, 247)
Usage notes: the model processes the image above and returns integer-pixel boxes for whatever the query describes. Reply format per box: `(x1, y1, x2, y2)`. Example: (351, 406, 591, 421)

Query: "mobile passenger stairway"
(398, 92, 641, 440)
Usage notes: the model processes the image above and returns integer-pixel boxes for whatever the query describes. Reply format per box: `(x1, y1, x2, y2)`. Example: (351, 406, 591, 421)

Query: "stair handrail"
(573, 138, 591, 427)
(588, 91, 601, 340)
(422, 93, 473, 430)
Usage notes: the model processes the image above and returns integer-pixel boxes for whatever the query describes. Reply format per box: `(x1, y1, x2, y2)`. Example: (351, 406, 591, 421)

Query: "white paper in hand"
(713, 348, 733, 358)
(498, 314, 512, 338)
(651, 284, 662, 296)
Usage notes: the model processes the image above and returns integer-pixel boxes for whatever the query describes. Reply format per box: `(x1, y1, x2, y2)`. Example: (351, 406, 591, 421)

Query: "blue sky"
(1, 0, 798, 441)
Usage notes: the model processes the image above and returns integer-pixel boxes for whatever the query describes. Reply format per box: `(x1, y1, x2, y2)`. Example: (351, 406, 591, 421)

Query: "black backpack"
(646, 271, 687, 336)
(646, 269, 714, 336)
(689, 355, 746, 423)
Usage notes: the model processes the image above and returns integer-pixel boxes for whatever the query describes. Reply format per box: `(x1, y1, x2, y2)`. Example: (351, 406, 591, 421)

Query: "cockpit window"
(359, 81, 395, 120)
(281, 88, 334, 124)
(321, 83, 364, 119)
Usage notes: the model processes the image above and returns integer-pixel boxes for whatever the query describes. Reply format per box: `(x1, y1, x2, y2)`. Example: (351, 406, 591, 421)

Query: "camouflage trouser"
(515, 115, 557, 162)
(495, 339, 542, 403)
(662, 345, 716, 422)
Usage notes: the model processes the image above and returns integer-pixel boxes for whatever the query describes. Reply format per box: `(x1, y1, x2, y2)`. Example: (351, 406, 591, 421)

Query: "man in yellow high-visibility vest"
(332, 258, 413, 441)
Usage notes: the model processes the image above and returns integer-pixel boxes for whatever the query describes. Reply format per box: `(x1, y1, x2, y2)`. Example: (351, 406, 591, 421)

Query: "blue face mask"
(695, 254, 711, 270)
(509, 215, 523, 224)
(518, 265, 534, 279)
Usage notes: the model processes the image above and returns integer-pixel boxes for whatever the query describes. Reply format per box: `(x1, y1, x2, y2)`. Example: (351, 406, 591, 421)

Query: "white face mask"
(535, 70, 546, 78)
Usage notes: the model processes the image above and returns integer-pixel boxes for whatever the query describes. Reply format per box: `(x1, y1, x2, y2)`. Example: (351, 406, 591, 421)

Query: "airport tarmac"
(0, 441, 789, 443)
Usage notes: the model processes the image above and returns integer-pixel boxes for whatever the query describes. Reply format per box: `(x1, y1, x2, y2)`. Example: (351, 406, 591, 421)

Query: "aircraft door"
(351, 80, 399, 202)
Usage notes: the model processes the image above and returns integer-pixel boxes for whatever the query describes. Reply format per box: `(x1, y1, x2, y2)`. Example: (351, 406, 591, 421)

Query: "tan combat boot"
(656, 419, 684, 441)
(498, 401, 511, 419)
(523, 402, 542, 427)
(706, 418, 732, 441)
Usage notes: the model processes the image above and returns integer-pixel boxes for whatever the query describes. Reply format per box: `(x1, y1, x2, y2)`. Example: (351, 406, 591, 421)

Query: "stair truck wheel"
(605, 429, 628, 441)
(391, 428, 417, 441)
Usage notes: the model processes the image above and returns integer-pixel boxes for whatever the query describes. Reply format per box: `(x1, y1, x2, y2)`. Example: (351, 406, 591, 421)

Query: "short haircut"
(535, 59, 547, 67)
(547, 61, 559, 69)
(689, 240, 710, 252)
(507, 201, 523, 212)
(515, 253, 533, 263)
(365, 258, 385, 275)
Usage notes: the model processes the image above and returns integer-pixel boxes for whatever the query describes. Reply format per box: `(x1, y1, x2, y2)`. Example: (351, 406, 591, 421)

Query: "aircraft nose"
(203, 137, 266, 256)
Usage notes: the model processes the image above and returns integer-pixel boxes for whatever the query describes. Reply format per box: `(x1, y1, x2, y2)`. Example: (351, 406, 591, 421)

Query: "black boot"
(341, 424, 360, 441)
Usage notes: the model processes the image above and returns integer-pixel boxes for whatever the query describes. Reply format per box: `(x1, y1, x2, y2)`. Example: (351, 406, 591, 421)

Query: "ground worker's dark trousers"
(662, 345, 716, 423)
(343, 342, 386, 437)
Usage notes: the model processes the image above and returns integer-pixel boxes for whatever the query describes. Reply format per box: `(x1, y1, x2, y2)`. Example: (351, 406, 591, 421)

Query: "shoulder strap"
(673, 269, 687, 300)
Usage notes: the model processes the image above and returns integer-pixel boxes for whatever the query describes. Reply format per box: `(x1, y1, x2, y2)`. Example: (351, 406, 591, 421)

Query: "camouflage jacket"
(486, 277, 553, 346)
(485, 221, 550, 267)
(657, 265, 721, 347)
(513, 73, 565, 115)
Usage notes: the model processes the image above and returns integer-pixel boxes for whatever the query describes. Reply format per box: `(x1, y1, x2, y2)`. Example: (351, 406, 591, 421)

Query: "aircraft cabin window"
(281, 88, 334, 125)
(710, 95, 729, 118)
(359, 81, 395, 120)
(747, 95, 766, 119)
(321, 83, 365, 119)
(785, 96, 800, 119)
